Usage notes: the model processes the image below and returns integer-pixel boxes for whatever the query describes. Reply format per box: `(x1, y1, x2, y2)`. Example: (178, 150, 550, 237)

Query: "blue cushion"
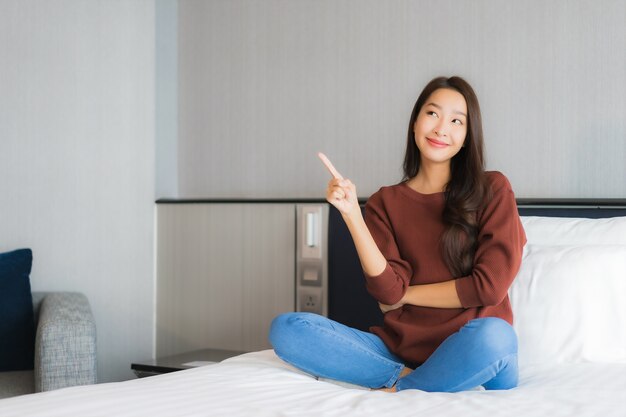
(0, 248, 35, 371)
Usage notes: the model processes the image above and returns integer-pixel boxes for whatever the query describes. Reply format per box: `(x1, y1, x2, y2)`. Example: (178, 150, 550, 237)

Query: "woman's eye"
(452, 119, 463, 125)
(427, 111, 437, 117)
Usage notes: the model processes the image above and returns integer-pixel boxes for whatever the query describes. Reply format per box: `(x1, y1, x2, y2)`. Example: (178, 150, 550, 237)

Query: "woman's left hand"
(379, 301, 404, 314)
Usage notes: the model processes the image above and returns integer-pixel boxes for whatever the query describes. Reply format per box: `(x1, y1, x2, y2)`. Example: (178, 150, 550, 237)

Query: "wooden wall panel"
(156, 204, 296, 356)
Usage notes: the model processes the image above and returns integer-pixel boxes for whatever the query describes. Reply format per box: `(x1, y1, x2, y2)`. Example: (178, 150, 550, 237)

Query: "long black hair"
(402, 76, 490, 277)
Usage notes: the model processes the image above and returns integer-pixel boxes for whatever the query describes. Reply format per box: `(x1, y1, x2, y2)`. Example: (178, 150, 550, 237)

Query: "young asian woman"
(269, 76, 526, 393)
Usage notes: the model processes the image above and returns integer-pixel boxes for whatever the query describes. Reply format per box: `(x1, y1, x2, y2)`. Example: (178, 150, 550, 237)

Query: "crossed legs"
(269, 312, 518, 392)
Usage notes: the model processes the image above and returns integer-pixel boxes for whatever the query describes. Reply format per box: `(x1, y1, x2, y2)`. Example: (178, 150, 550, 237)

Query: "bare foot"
(375, 367, 413, 393)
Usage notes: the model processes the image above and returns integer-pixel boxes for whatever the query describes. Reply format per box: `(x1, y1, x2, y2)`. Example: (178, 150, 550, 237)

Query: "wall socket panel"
(296, 204, 328, 316)
(299, 287, 323, 315)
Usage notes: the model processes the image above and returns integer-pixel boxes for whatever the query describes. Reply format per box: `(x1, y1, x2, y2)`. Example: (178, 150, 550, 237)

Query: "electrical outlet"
(300, 290, 322, 314)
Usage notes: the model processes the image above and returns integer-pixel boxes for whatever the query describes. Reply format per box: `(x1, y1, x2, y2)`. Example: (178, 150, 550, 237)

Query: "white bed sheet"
(1, 350, 624, 417)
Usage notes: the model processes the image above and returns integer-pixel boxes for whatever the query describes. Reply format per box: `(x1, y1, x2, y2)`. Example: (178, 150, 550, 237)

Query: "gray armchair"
(0, 292, 97, 399)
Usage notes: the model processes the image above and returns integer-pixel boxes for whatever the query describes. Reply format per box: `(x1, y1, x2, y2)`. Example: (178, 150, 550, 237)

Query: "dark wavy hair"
(402, 76, 490, 277)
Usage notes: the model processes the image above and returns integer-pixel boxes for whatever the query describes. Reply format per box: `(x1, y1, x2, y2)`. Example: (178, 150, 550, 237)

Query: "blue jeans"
(269, 312, 518, 392)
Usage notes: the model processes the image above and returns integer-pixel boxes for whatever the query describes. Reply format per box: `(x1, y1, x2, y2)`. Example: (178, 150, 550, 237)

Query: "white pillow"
(521, 216, 626, 246)
(509, 244, 626, 367)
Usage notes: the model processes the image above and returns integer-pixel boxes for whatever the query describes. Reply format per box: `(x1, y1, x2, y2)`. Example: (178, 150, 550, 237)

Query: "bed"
(1, 201, 625, 417)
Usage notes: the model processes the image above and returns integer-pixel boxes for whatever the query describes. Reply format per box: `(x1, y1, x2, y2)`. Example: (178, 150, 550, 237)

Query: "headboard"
(327, 200, 626, 331)
(516, 199, 626, 218)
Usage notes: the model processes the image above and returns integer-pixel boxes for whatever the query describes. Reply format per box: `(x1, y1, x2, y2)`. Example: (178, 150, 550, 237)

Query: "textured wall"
(156, 0, 178, 199)
(176, 0, 626, 199)
(0, 1, 155, 382)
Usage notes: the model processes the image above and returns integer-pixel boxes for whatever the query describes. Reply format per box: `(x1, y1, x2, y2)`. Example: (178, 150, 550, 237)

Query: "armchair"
(0, 292, 97, 399)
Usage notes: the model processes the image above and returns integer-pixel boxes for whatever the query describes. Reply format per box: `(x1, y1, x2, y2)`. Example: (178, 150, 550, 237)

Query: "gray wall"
(156, 0, 179, 199)
(0, 1, 155, 382)
(175, 0, 626, 199)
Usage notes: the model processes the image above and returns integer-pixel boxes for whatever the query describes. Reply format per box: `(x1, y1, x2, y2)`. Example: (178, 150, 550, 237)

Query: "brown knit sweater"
(363, 171, 526, 365)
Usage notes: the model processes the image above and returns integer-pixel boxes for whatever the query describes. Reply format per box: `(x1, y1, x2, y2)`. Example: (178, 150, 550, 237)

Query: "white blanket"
(1, 350, 624, 417)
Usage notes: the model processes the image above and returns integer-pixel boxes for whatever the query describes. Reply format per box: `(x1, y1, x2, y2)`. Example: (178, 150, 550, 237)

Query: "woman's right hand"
(318, 153, 360, 217)
(325, 177, 359, 216)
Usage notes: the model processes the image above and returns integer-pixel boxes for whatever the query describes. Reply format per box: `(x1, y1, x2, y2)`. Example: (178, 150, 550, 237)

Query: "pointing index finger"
(317, 152, 344, 180)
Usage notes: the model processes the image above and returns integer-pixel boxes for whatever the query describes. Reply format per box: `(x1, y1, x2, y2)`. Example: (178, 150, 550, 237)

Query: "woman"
(269, 76, 526, 392)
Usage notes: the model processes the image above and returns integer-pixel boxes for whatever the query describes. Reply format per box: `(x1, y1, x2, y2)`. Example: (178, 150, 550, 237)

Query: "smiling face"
(413, 88, 468, 167)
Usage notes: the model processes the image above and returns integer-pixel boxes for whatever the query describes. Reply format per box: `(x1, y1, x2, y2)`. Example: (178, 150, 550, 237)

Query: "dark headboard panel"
(327, 200, 626, 331)
(517, 199, 626, 218)
(328, 205, 381, 331)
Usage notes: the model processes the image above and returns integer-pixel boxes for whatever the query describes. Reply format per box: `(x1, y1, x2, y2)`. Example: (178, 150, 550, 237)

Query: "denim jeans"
(269, 312, 518, 392)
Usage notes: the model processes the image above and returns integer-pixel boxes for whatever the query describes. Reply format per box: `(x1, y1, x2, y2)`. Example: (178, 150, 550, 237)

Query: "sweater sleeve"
(362, 191, 413, 305)
(455, 172, 527, 308)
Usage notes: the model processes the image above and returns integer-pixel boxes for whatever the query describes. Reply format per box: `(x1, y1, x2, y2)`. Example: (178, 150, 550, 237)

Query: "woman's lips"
(426, 137, 449, 148)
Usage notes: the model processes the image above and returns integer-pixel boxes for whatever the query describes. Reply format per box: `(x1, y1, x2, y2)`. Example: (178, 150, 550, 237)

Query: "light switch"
(303, 268, 318, 282)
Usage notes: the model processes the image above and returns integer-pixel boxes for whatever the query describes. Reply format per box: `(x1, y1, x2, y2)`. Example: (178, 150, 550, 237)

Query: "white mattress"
(1, 350, 624, 417)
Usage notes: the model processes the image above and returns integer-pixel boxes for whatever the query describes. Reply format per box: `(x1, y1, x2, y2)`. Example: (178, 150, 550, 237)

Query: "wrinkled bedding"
(1, 350, 624, 417)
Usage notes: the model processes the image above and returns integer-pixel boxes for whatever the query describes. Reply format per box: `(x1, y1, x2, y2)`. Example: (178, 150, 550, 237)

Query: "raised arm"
(319, 152, 387, 278)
